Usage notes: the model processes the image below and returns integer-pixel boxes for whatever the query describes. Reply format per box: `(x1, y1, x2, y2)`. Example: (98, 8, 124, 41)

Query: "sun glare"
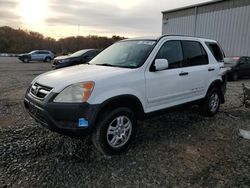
(19, 0, 47, 24)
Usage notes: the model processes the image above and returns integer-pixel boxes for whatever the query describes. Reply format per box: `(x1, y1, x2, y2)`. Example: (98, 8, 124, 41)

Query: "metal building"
(162, 0, 250, 56)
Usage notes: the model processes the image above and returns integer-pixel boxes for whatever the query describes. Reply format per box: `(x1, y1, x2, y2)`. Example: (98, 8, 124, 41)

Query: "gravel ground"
(0, 57, 250, 188)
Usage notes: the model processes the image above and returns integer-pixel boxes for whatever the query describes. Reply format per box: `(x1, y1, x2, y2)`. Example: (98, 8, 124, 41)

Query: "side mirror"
(154, 59, 169, 71)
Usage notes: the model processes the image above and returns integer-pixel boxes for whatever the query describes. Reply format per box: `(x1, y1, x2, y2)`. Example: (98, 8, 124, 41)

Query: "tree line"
(0, 26, 125, 55)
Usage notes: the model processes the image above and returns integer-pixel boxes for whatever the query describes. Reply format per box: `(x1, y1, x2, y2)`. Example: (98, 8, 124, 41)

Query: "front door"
(31, 52, 39, 60)
(145, 40, 187, 112)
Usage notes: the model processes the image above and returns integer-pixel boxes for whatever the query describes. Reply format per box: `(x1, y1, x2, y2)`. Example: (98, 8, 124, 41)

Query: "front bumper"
(18, 56, 24, 61)
(52, 61, 72, 69)
(24, 91, 99, 138)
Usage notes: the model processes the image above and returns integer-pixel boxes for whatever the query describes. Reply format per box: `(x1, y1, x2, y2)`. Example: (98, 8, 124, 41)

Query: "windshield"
(90, 40, 156, 68)
(70, 50, 88, 57)
(28, 50, 37, 54)
(224, 57, 240, 64)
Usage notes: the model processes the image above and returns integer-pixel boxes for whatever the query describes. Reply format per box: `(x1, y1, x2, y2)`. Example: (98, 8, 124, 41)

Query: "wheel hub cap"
(106, 116, 132, 148)
(209, 92, 219, 113)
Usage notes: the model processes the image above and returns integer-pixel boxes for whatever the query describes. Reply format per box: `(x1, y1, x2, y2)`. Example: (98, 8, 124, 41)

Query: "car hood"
(32, 64, 133, 92)
(18, 53, 29, 56)
(54, 55, 70, 60)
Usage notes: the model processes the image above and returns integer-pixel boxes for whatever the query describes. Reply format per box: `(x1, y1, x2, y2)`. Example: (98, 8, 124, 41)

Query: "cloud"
(0, 0, 17, 7)
(0, 10, 19, 19)
(0, 0, 214, 37)
(0, 1, 21, 26)
(46, 0, 161, 36)
(0, 0, 19, 20)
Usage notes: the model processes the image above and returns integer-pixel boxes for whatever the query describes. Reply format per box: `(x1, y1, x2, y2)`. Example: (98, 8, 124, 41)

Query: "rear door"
(37, 51, 48, 61)
(205, 41, 225, 75)
(180, 40, 212, 100)
(32, 51, 44, 61)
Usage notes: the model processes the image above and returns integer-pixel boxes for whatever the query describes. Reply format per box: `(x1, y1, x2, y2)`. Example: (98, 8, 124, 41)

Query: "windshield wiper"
(95, 63, 135, 68)
(95, 63, 116, 67)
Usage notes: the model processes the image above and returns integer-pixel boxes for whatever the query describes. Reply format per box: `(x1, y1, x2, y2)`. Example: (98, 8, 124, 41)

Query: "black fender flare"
(93, 94, 145, 126)
(206, 79, 225, 104)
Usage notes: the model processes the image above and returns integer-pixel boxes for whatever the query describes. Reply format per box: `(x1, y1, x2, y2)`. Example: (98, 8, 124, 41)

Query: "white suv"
(24, 35, 227, 155)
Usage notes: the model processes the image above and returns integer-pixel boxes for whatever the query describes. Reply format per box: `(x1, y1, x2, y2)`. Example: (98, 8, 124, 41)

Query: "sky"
(0, 0, 214, 39)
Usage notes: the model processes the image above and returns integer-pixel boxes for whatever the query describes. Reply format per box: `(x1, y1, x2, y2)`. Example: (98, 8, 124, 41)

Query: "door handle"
(208, 68, 215, 71)
(179, 72, 189, 76)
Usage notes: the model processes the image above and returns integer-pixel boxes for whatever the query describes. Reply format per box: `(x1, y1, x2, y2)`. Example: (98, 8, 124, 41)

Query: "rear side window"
(155, 40, 183, 69)
(205, 42, 224, 62)
(182, 41, 208, 67)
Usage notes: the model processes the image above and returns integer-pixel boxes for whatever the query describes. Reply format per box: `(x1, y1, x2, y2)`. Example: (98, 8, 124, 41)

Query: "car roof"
(122, 35, 217, 43)
(39, 50, 52, 52)
(31, 50, 52, 53)
(122, 36, 160, 41)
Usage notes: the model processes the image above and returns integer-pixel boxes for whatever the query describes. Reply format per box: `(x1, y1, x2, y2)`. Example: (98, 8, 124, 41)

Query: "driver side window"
(156, 40, 183, 69)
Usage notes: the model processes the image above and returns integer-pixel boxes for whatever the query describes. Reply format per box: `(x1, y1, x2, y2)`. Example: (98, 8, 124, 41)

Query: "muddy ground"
(0, 57, 249, 187)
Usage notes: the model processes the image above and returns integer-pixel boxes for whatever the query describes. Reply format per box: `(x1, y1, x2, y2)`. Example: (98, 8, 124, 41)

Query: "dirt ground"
(0, 57, 249, 188)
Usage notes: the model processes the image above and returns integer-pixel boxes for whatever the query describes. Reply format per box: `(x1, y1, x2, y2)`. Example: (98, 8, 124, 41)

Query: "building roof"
(162, 0, 224, 14)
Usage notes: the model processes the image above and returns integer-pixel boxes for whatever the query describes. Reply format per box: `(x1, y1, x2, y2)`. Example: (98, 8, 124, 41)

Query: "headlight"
(54, 81, 94, 103)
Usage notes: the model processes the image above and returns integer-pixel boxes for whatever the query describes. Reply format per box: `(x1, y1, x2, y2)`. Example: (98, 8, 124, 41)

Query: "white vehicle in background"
(24, 35, 227, 155)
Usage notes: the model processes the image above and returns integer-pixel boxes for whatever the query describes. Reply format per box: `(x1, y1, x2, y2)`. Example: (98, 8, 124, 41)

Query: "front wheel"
(92, 107, 137, 155)
(200, 88, 221, 117)
(23, 57, 29, 63)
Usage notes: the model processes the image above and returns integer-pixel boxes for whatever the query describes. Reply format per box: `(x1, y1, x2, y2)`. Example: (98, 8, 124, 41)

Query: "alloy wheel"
(106, 116, 132, 148)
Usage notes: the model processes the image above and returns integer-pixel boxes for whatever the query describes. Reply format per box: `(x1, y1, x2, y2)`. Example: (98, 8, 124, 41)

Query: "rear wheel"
(200, 88, 221, 117)
(92, 107, 136, 155)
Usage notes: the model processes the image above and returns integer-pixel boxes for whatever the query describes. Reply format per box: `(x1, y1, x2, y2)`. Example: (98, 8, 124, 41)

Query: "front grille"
(30, 83, 53, 100)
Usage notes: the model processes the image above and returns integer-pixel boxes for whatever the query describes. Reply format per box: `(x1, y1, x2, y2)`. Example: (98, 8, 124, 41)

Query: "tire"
(92, 107, 137, 155)
(200, 87, 221, 117)
(44, 57, 51, 62)
(232, 71, 238, 81)
(23, 57, 29, 63)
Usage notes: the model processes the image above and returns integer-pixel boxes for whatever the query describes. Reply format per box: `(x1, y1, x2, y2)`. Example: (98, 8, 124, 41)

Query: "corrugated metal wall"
(162, 0, 250, 56)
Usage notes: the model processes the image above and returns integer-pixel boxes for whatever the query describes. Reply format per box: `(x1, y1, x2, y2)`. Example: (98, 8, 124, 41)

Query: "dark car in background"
(18, 50, 54, 63)
(52, 49, 100, 69)
(224, 56, 250, 81)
